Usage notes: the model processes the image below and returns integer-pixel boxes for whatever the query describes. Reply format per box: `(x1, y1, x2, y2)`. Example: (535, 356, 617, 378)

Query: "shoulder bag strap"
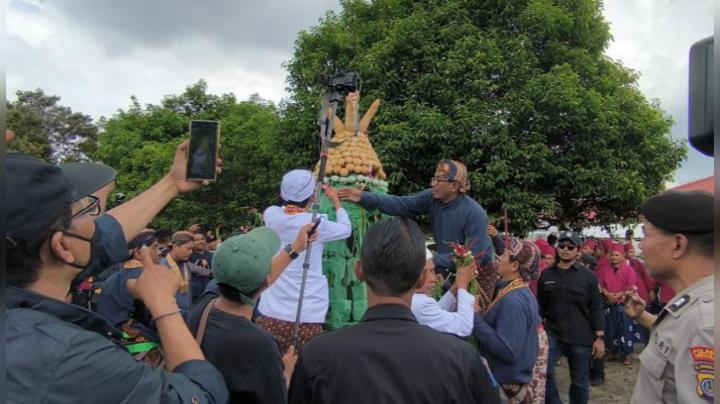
(195, 298, 219, 346)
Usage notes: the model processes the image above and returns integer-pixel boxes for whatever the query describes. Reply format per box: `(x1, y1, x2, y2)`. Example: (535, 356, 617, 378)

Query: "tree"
(95, 80, 284, 233)
(7, 89, 99, 163)
(280, 0, 686, 232)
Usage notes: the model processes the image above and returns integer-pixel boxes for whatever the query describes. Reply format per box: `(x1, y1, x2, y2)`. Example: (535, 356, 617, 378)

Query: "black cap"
(59, 162, 116, 202)
(6, 153, 116, 243)
(640, 190, 713, 233)
(557, 231, 581, 246)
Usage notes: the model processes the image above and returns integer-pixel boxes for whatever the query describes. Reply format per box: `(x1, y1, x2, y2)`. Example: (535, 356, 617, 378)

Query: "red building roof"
(669, 175, 714, 193)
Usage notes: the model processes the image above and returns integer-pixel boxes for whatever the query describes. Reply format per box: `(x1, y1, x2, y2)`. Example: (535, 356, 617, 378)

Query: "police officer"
(624, 190, 714, 403)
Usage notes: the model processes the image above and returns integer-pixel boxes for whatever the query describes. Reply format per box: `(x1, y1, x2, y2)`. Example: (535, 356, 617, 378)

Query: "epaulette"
(667, 294, 690, 313)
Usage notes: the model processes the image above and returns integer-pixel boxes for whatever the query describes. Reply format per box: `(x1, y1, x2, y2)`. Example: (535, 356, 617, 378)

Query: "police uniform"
(631, 190, 714, 403)
(631, 275, 714, 403)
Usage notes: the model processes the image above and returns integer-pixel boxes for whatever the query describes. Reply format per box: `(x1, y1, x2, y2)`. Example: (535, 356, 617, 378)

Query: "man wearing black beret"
(623, 190, 714, 403)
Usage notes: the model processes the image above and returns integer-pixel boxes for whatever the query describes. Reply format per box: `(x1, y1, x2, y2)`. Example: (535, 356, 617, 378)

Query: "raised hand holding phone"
(186, 120, 221, 181)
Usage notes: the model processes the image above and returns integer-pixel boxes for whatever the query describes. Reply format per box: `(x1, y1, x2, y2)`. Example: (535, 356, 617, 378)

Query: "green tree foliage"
(281, 0, 686, 232)
(7, 89, 99, 163)
(95, 80, 283, 233)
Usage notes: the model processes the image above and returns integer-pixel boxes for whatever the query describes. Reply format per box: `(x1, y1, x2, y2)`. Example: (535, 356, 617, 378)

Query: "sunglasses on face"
(72, 195, 101, 219)
(557, 243, 577, 251)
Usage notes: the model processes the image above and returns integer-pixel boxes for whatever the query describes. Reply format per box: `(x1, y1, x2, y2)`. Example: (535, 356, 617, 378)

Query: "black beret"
(640, 190, 713, 233)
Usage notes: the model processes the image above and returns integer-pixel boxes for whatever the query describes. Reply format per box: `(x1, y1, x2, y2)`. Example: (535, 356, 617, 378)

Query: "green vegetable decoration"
(316, 92, 389, 330)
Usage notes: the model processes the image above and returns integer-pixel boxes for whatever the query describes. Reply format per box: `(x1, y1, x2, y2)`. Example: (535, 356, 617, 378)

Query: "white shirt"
(411, 289, 475, 337)
(258, 206, 352, 323)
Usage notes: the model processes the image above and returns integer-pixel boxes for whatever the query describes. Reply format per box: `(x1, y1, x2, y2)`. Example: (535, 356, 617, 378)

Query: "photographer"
(6, 141, 229, 403)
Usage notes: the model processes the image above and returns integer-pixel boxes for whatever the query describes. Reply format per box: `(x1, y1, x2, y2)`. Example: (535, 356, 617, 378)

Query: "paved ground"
(554, 355, 640, 403)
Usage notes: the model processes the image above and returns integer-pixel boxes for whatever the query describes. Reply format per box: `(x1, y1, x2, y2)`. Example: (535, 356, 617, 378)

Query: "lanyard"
(166, 254, 190, 293)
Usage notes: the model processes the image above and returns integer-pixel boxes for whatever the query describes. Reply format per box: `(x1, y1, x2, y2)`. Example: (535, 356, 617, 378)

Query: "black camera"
(315, 71, 360, 93)
(688, 36, 713, 156)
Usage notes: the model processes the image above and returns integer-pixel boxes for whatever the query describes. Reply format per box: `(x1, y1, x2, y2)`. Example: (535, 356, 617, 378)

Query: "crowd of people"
(5, 133, 714, 404)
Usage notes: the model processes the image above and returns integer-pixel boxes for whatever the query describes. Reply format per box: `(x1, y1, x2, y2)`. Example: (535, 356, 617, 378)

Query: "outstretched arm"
(338, 187, 432, 218)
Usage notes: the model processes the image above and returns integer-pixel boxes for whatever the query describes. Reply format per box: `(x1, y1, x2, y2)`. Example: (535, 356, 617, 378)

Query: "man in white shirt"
(411, 248, 477, 337)
(257, 169, 352, 351)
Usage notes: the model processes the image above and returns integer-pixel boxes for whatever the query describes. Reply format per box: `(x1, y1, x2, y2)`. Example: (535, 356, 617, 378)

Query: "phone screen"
(187, 120, 219, 180)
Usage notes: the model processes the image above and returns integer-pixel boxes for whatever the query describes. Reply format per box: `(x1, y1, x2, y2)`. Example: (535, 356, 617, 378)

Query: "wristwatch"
(284, 244, 299, 259)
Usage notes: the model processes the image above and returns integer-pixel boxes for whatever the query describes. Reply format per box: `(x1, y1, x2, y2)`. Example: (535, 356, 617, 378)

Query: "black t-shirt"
(188, 295, 286, 404)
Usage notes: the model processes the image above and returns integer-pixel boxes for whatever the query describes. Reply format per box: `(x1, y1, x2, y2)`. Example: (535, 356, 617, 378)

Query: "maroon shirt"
(595, 261, 637, 302)
(628, 258, 653, 302)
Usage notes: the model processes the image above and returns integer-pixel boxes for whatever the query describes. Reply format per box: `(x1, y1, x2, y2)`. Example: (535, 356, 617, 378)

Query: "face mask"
(63, 221, 102, 281)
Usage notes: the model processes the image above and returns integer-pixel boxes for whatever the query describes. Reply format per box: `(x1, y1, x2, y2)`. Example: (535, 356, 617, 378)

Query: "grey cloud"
(47, 0, 341, 57)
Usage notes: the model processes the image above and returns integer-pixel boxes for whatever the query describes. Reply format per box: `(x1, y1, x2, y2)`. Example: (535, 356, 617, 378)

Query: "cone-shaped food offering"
(315, 92, 389, 329)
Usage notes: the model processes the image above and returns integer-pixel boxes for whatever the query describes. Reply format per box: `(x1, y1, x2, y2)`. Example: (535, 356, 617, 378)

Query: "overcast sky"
(7, 0, 713, 184)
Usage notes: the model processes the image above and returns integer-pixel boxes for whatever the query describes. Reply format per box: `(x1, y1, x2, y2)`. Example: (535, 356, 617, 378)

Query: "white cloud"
(603, 0, 714, 184)
(7, 4, 54, 48)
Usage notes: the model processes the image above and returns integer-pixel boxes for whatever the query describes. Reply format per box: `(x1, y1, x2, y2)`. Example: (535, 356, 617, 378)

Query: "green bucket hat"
(212, 226, 281, 305)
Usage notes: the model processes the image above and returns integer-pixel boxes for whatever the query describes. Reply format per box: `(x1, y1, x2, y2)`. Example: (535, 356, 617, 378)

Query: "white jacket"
(411, 289, 475, 337)
(258, 206, 352, 323)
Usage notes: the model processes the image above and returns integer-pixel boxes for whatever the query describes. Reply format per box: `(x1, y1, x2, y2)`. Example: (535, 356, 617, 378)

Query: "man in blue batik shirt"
(338, 159, 491, 276)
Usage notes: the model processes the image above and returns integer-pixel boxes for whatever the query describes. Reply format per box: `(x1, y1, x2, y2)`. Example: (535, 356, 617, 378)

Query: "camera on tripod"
(316, 71, 360, 93)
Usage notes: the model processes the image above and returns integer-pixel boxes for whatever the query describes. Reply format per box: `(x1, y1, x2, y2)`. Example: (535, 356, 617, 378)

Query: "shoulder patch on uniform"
(690, 346, 714, 401)
(667, 294, 690, 313)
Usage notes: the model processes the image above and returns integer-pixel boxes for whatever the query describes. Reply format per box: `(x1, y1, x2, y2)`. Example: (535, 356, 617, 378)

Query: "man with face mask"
(59, 161, 126, 307)
(6, 142, 229, 403)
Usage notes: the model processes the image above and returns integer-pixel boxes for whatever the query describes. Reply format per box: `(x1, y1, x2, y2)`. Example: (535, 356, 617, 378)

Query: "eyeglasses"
(557, 243, 577, 251)
(430, 176, 456, 184)
(72, 195, 101, 219)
